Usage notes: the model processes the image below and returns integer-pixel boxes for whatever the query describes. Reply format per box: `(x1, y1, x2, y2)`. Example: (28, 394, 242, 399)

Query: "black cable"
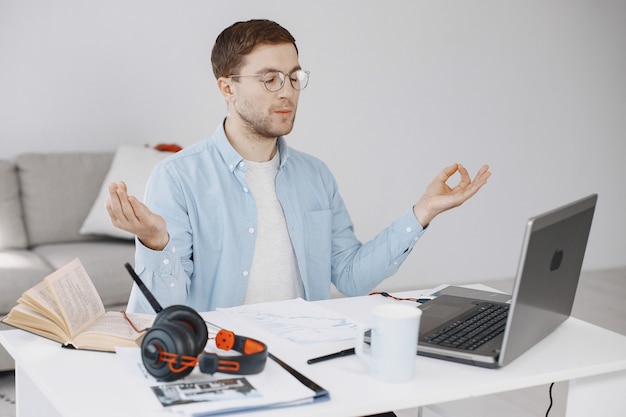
(369, 291, 434, 304)
(545, 382, 555, 417)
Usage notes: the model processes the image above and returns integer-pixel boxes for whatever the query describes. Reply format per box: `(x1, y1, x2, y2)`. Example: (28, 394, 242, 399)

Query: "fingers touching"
(413, 163, 491, 227)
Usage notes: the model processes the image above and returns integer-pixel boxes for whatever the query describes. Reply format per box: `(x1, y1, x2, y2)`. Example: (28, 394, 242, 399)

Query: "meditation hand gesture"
(412, 163, 491, 227)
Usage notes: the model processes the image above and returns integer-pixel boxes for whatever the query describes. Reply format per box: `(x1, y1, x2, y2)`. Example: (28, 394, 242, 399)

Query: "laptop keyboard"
(422, 303, 510, 351)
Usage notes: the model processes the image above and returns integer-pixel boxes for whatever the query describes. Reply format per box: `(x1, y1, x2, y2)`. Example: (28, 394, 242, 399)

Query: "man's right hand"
(105, 181, 169, 251)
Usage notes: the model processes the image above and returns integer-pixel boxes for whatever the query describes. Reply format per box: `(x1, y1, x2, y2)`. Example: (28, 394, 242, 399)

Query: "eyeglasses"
(229, 69, 310, 92)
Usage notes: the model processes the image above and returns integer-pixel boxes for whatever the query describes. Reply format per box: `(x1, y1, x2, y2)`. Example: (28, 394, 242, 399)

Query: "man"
(106, 19, 491, 314)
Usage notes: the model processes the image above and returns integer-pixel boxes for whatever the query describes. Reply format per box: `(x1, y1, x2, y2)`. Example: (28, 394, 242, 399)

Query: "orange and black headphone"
(140, 305, 268, 382)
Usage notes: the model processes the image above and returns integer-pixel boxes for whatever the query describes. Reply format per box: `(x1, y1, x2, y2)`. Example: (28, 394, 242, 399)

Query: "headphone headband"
(199, 330, 268, 375)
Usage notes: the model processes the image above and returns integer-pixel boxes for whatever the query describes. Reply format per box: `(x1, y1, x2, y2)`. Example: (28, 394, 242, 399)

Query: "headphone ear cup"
(141, 322, 197, 382)
(153, 305, 209, 355)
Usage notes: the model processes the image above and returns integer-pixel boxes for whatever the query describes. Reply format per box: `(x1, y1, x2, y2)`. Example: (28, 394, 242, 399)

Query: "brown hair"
(211, 19, 298, 79)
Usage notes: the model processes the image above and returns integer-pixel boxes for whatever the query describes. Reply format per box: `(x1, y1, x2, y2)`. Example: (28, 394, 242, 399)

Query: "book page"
(44, 258, 106, 338)
(2, 303, 69, 343)
(17, 280, 68, 334)
(73, 311, 155, 351)
(79, 312, 154, 339)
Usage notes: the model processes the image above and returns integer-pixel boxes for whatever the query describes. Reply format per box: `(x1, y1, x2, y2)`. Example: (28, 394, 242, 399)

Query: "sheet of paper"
(115, 347, 317, 416)
(217, 298, 359, 345)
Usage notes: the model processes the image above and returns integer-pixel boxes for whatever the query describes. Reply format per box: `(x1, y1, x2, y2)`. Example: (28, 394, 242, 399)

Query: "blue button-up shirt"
(127, 121, 426, 313)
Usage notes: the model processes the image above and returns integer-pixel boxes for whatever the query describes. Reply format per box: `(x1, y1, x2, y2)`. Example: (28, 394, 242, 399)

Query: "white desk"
(2, 290, 626, 417)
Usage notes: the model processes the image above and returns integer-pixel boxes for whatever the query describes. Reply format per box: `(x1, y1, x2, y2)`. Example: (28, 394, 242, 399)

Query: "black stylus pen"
(307, 347, 355, 364)
(124, 262, 163, 314)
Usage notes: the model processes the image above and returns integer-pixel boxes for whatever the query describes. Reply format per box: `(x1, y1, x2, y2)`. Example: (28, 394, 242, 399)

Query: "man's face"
(228, 43, 301, 139)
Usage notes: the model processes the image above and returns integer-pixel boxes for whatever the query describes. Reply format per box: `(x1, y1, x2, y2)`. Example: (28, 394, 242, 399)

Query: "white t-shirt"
(243, 151, 304, 304)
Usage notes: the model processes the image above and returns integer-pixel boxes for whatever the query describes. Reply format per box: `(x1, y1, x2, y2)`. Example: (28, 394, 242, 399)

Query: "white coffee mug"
(355, 303, 421, 383)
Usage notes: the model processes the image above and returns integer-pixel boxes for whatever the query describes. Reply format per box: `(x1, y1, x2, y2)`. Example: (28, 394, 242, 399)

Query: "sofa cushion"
(17, 153, 114, 246)
(0, 160, 28, 250)
(0, 250, 53, 314)
(80, 145, 172, 240)
(32, 240, 136, 307)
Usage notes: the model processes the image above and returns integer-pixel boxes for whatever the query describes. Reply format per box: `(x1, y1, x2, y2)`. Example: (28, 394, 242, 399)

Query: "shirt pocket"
(304, 209, 332, 261)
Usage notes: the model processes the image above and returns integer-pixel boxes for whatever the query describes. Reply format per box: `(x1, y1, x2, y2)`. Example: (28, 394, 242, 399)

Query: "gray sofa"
(0, 152, 136, 371)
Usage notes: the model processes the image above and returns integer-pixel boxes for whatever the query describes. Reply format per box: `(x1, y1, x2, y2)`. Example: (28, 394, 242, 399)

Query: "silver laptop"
(417, 194, 597, 368)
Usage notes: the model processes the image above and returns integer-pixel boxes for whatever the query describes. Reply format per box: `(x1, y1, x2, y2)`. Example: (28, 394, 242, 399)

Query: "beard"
(235, 100, 298, 139)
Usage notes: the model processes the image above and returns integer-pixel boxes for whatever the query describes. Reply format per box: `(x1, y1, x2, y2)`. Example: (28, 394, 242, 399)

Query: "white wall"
(1, 1, 624, 291)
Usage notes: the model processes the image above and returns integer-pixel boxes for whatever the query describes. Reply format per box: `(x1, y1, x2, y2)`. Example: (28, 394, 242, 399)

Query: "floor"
(1, 267, 624, 417)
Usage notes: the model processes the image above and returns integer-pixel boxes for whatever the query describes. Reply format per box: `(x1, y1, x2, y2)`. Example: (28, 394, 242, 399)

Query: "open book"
(1, 258, 154, 352)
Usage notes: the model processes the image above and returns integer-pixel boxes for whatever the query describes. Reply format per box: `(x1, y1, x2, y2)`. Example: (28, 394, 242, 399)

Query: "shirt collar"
(214, 118, 290, 172)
